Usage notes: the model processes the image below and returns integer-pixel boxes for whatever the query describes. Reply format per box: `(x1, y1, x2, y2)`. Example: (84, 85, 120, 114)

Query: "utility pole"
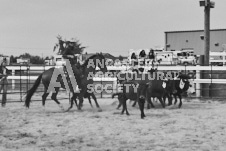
(200, 0, 215, 66)
(204, 0, 210, 66)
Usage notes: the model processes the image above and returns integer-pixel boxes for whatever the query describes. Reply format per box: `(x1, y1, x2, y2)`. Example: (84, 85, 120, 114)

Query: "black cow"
(118, 70, 176, 109)
(162, 72, 195, 108)
(172, 73, 195, 108)
(119, 80, 148, 118)
(137, 76, 177, 119)
(113, 71, 177, 119)
(113, 72, 151, 109)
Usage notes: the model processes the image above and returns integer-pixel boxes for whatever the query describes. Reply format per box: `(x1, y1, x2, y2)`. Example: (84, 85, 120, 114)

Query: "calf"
(137, 77, 176, 118)
(172, 74, 195, 108)
(119, 80, 148, 119)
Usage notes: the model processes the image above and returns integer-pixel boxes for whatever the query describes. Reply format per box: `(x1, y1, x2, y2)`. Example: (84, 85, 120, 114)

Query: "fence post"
(209, 63, 213, 98)
(101, 77, 103, 98)
(20, 65, 22, 102)
(26, 65, 29, 93)
(12, 69, 15, 90)
(196, 65, 201, 97)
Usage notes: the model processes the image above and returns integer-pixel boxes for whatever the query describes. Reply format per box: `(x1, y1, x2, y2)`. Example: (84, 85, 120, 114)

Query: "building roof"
(165, 29, 226, 34)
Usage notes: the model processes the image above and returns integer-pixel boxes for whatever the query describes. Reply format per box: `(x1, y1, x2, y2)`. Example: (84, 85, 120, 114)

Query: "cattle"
(162, 72, 195, 108)
(172, 73, 195, 108)
(113, 69, 157, 109)
(113, 71, 177, 119)
(133, 70, 177, 109)
(119, 80, 148, 118)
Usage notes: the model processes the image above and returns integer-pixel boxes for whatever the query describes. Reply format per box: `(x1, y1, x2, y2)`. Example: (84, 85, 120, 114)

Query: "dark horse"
(25, 53, 107, 110)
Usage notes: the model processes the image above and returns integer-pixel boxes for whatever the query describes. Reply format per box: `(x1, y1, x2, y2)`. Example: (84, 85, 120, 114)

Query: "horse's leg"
(42, 88, 49, 111)
(73, 94, 78, 107)
(51, 88, 64, 111)
(132, 100, 137, 107)
(66, 93, 75, 111)
(178, 94, 182, 108)
(87, 95, 93, 108)
(90, 93, 102, 110)
(77, 90, 85, 110)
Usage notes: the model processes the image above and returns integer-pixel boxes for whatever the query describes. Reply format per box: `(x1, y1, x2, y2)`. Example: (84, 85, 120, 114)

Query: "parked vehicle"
(177, 50, 196, 65)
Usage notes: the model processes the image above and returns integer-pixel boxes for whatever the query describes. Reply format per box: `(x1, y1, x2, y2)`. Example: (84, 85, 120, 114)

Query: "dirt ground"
(1, 97, 226, 151)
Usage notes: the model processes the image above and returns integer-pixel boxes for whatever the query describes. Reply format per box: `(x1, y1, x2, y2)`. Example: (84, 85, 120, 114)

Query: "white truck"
(177, 50, 196, 65)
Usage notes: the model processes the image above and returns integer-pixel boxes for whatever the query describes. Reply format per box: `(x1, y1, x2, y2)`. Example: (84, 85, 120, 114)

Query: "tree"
(19, 53, 32, 59)
(10, 55, 17, 63)
(30, 55, 44, 64)
(118, 55, 124, 61)
(54, 35, 86, 55)
(18, 53, 44, 64)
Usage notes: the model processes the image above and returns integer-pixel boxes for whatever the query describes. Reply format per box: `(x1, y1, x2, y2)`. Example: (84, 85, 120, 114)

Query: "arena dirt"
(0, 97, 226, 151)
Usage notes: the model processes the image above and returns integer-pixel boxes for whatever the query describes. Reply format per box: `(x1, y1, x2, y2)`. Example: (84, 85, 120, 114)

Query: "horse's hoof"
(126, 113, 130, 116)
(97, 108, 102, 112)
(65, 108, 71, 112)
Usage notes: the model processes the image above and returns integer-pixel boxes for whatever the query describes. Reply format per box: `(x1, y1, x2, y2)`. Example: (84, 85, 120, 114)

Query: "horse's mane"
(81, 53, 105, 68)
(81, 54, 98, 68)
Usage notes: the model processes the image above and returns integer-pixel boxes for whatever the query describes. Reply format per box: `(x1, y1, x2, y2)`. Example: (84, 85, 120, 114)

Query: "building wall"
(165, 29, 226, 55)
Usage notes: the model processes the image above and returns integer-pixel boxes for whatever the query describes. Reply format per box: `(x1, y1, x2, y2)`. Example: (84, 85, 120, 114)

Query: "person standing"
(148, 49, 155, 65)
(138, 50, 146, 73)
(0, 58, 9, 107)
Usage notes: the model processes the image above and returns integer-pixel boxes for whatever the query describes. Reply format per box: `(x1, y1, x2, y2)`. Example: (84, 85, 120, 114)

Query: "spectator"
(148, 49, 155, 65)
(0, 58, 9, 107)
(139, 50, 146, 58)
(139, 50, 146, 70)
(131, 52, 138, 66)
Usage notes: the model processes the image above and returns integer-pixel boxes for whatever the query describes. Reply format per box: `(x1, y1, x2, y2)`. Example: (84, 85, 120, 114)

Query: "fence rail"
(2, 65, 226, 102)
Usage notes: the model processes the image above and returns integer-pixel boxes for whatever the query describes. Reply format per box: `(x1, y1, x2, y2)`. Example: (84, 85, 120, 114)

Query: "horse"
(25, 53, 107, 111)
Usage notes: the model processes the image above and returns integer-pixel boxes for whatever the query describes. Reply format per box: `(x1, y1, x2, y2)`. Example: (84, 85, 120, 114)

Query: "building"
(16, 58, 30, 64)
(165, 29, 226, 55)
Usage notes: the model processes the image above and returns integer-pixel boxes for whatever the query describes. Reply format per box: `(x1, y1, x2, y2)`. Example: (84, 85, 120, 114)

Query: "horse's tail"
(25, 74, 42, 108)
(112, 93, 120, 99)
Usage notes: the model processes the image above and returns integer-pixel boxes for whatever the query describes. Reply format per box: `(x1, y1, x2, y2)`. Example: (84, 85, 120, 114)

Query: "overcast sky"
(0, 0, 225, 57)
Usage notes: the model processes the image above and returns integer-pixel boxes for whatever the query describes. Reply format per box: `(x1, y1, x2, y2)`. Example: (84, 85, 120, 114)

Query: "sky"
(0, 0, 226, 58)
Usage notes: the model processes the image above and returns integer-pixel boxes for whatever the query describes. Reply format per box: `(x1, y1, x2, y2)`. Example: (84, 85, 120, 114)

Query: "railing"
(210, 51, 226, 66)
(2, 64, 226, 102)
